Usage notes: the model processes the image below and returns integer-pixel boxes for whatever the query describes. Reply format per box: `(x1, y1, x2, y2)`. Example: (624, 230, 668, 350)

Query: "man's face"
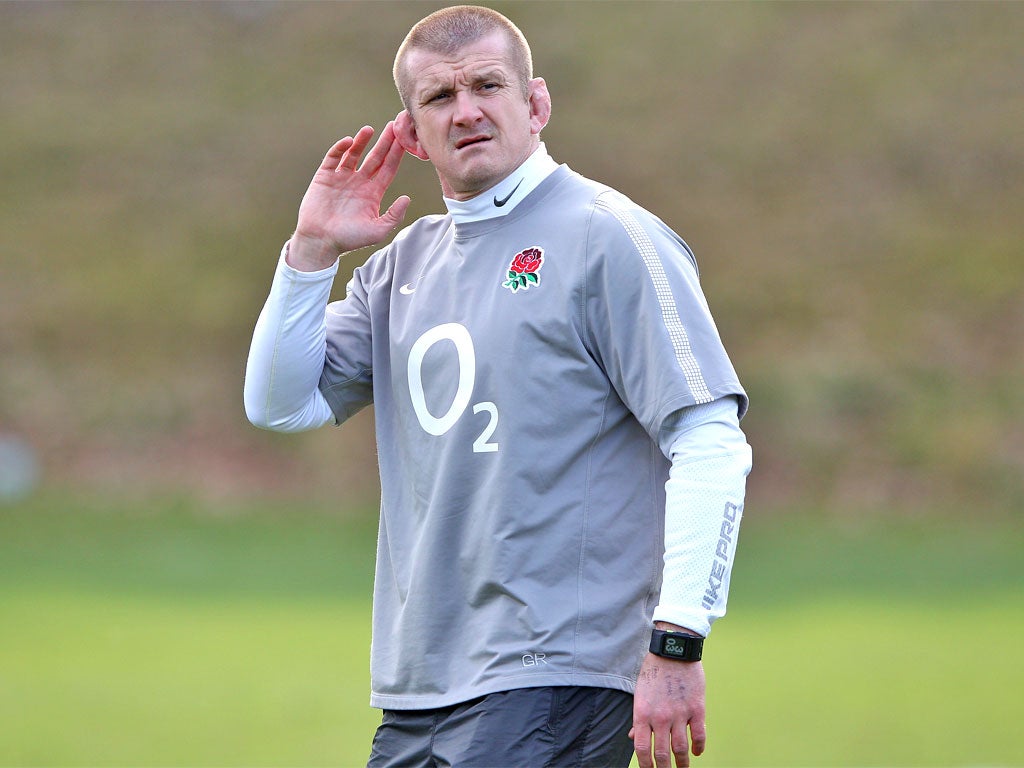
(401, 32, 548, 201)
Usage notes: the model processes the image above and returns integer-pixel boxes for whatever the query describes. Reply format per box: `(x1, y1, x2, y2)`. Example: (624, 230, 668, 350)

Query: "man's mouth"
(454, 135, 491, 149)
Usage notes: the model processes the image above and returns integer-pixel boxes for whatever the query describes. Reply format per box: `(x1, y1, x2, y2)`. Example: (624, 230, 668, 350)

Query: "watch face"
(662, 635, 691, 658)
(653, 631, 701, 661)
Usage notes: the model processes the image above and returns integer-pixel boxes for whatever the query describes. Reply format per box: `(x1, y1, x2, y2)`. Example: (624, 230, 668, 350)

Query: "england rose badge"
(502, 247, 544, 293)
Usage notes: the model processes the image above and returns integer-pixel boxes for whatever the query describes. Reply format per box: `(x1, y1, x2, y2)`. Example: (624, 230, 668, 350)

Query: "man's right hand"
(288, 122, 411, 272)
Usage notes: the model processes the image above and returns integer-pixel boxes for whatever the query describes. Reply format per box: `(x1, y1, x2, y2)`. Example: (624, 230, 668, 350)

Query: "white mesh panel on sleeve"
(653, 429, 751, 636)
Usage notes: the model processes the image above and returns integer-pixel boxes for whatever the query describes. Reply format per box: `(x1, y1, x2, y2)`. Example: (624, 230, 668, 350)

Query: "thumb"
(382, 195, 411, 229)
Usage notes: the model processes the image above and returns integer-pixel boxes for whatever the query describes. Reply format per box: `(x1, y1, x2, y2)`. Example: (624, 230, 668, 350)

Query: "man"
(245, 6, 751, 767)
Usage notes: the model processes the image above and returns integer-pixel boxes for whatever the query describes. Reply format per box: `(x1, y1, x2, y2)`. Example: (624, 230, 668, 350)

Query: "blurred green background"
(1, 1, 1021, 766)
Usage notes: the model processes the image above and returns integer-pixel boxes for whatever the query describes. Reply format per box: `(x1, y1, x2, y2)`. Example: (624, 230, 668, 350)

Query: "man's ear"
(527, 78, 552, 136)
(394, 110, 430, 161)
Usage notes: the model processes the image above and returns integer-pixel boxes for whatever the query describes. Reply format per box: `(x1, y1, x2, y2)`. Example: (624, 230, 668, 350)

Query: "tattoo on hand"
(640, 666, 659, 682)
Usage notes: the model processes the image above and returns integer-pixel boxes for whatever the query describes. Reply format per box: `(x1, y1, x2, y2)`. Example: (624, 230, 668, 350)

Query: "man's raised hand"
(288, 123, 410, 272)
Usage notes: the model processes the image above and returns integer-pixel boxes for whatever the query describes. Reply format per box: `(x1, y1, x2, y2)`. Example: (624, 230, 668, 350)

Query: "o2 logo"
(407, 323, 499, 453)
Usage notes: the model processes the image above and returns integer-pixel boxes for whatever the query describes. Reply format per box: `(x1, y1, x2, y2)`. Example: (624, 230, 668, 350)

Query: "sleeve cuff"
(278, 240, 340, 280)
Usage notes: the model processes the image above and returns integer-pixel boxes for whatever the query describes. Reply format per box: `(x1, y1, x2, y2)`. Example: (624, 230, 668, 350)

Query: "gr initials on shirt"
(407, 323, 499, 453)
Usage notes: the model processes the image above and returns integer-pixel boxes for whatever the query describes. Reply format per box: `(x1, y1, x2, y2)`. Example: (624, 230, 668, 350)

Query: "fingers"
(339, 125, 375, 171)
(672, 727, 691, 768)
(358, 121, 407, 181)
(320, 124, 404, 182)
(634, 723, 704, 768)
(689, 717, 707, 757)
(633, 727, 678, 768)
(655, 729, 676, 768)
(317, 128, 370, 173)
(632, 725, 653, 768)
(318, 136, 354, 171)
(316, 126, 375, 175)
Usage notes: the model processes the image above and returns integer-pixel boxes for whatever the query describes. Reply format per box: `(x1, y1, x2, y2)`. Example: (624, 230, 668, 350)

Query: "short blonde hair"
(393, 5, 533, 111)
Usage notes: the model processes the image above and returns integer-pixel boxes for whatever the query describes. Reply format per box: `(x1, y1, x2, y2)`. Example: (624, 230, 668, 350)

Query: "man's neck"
(443, 144, 559, 224)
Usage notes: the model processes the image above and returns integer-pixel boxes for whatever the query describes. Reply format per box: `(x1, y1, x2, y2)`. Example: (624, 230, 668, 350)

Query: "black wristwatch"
(649, 629, 703, 662)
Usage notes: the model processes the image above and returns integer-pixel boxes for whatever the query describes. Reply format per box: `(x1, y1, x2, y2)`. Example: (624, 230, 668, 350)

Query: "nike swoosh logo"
(493, 179, 523, 208)
(399, 283, 416, 295)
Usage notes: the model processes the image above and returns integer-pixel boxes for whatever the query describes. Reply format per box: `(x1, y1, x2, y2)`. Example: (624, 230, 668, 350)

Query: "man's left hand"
(631, 643, 707, 768)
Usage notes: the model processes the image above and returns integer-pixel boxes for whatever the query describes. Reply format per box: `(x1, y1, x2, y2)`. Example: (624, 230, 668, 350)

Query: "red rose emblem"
(509, 248, 543, 274)
(503, 247, 544, 292)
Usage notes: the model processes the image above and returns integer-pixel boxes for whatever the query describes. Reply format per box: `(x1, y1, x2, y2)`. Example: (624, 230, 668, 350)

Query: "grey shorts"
(366, 686, 634, 768)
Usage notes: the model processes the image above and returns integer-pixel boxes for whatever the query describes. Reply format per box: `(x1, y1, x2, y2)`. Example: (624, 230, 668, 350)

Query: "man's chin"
(442, 160, 505, 199)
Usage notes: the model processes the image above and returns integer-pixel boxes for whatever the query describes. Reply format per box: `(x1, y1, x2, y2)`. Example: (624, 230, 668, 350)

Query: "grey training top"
(319, 165, 747, 710)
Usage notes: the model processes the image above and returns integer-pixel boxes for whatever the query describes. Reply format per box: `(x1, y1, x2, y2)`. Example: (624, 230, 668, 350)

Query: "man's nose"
(452, 90, 484, 125)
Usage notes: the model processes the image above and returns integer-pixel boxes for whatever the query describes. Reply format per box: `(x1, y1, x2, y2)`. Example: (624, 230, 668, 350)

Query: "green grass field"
(2, 495, 1021, 767)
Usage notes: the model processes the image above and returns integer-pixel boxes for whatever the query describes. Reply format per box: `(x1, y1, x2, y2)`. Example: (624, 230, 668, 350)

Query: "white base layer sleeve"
(244, 243, 337, 433)
(653, 396, 753, 636)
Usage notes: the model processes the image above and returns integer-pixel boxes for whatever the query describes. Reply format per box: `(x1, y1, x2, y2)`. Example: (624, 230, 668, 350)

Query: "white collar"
(443, 144, 559, 224)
